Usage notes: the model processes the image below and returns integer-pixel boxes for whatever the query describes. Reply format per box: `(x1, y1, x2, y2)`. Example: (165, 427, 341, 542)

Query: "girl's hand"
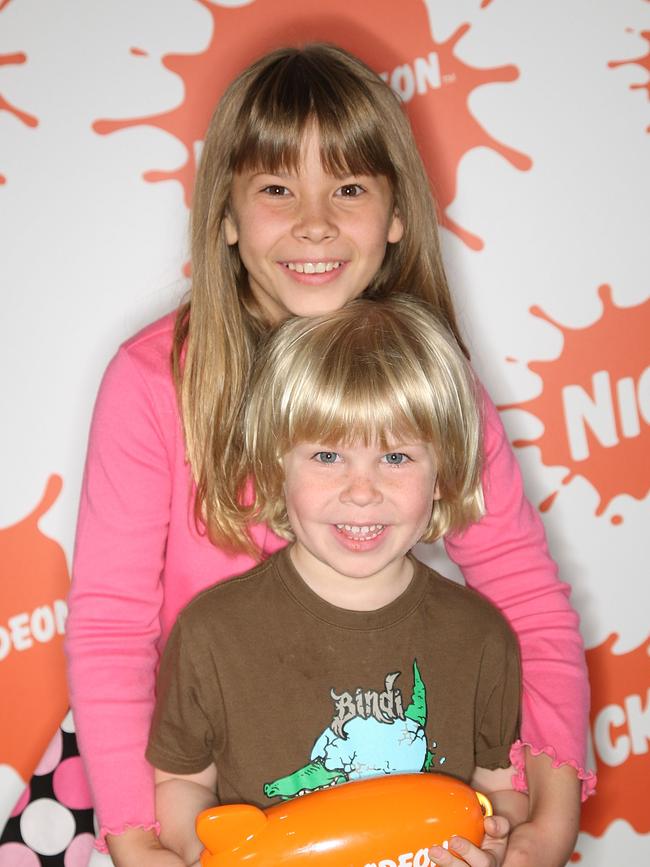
(429, 815, 510, 867)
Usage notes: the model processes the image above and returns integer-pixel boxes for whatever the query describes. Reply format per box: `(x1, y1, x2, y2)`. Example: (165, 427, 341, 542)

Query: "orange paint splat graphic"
(609, 26, 650, 132)
(0, 40, 39, 186)
(498, 285, 650, 518)
(92, 0, 530, 249)
(0, 476, 70, 783)
(579, 635, 650, 837)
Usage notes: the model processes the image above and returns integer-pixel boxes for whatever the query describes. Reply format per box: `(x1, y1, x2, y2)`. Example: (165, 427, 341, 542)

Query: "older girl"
(66, 43, 591, 867)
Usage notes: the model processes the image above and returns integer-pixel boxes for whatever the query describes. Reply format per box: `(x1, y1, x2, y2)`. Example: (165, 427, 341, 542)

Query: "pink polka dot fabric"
(1, 720, 96, 867)
(53, 760, 93, 811)
(63, 834, 95, 867)
(10, 786, 30, 819)
(0, 842, 41, 867)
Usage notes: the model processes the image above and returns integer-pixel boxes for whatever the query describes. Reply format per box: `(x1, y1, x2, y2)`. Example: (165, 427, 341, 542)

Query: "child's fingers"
(429, 837, 491, 866)
(429, 818, 511, 867)
(484, 814, 511, 841)
(428, 843, 462, 865)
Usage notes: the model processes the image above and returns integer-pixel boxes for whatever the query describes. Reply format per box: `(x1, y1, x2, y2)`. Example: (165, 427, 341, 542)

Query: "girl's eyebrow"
(250, 169, 292, 180)
(249, 169, 371, 182)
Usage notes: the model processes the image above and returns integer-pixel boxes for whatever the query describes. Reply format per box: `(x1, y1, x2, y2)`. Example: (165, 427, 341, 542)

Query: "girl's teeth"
(285, 261, 342, 274)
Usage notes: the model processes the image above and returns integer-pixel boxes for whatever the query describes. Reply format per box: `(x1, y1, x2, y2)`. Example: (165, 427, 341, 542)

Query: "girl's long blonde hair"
(244, 296, 484, 544)
(172, 43, 468, 554)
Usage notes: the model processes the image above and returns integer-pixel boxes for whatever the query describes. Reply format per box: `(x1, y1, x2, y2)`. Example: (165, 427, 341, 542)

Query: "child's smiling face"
(224, 127, 403, 323)
(282, 439, 439, 607)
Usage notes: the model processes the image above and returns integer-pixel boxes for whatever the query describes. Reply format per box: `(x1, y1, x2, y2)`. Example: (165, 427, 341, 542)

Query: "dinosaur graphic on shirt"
(264, 659, 444, 800)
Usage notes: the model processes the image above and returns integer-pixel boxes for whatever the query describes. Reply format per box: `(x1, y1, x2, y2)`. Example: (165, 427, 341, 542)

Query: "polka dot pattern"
(0, 842, 41, 867)
(20, 800, 75, 856)
(33, 730, 63, 777)
(63, 834, 94, 867)
(53, 760, 93, 811)
(10, 786, 30, 819)
(1, 721, 97, 867)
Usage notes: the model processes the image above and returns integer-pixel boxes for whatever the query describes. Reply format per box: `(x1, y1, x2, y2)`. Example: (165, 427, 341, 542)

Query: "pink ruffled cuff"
(95, 821, 162, 853)
(509, 739, 597, 803)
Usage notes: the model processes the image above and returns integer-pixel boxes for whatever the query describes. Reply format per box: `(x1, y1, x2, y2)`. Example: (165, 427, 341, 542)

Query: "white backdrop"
(1, 0, 648, 864)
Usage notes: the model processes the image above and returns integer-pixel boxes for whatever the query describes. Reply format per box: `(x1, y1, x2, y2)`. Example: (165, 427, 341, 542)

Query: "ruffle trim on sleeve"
(95, 821, 161, 853)
(509, 739, 597, 803)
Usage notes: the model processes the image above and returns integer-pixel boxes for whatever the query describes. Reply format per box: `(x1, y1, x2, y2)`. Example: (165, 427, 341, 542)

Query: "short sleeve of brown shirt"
(147, 547, 521, 807)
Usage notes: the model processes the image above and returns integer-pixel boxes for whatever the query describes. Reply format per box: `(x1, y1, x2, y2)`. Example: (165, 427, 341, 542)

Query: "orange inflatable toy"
(196, 773, 492, 866)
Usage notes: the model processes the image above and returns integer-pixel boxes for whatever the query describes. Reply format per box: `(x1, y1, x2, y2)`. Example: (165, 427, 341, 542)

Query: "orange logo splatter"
(0, 0, 38, 186)
(498, 286, 650, 521)
(0, 476, 70, 784)
(609, 21, 650, 134)
(580, 634, 650, 836)
(92, 0, 530, 249)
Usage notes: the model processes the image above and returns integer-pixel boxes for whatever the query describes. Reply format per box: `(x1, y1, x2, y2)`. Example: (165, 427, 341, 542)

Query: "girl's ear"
(433, 477, 441, 501)
(224, 212, 239, 246)
(387, 209, 404, 244)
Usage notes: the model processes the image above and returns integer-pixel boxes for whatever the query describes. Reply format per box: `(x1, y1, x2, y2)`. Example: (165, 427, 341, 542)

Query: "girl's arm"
(445, 390, 590, 861)
(471, 766, 529, 830)
(503, 752, 580, 867)
(65, 340, 173, 850)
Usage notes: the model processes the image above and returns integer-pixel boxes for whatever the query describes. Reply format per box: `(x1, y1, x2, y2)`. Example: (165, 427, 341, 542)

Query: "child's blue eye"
(382, 452, 409, 465)
(314, 451, 340, 464)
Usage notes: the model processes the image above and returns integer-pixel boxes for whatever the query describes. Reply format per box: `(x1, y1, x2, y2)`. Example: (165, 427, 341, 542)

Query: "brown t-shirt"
(147, 547, 520, 806)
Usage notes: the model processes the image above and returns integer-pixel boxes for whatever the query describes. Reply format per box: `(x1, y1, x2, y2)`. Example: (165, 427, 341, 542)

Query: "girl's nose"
(292, 198, 338, 243)
(339, 474, 383, 507)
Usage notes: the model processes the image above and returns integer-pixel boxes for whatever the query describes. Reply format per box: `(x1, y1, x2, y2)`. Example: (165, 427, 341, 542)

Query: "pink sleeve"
(65, 347, 170, 847)
(444, 389, 596, 801)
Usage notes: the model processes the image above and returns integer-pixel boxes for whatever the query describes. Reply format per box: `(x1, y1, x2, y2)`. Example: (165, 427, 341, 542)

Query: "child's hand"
(429, 815, 510, 867)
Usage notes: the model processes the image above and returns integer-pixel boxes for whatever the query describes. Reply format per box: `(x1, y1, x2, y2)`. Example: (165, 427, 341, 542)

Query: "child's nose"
(339, 474, 383, 507)
(292, 197, 338, 243)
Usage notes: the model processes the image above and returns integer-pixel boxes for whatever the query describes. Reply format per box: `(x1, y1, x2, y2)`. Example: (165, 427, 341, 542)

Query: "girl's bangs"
(231, 54, 396, 180)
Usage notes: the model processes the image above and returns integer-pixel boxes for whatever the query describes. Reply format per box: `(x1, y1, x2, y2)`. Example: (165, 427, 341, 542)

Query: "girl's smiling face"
(224, 128, 403, 323)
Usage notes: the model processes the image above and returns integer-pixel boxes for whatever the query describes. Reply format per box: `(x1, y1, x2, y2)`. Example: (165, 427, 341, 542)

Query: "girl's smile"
(224, 128, 403, 322)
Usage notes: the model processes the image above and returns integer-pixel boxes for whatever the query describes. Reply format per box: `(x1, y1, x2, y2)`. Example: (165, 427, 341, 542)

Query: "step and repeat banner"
(1, 0, 648, 864)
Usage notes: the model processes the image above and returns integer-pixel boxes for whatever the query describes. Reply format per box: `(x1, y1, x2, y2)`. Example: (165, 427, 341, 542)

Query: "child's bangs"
(283, 371, 434, 453)
(231, 51, 396, 180)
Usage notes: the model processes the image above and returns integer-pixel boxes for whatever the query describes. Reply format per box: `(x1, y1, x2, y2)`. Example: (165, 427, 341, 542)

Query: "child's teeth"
(335, 523, 384, 538)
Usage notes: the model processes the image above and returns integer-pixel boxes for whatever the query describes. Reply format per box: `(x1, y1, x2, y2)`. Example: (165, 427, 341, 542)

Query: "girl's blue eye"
(314, 451, 340, 464)
(382, 452, 409, 465)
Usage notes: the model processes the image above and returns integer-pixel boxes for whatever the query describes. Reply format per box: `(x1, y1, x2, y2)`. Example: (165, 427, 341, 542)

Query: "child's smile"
(224, 128, 403, 323)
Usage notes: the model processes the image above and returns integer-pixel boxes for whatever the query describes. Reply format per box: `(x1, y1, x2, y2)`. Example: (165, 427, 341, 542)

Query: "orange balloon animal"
(197, 773, 492, 866)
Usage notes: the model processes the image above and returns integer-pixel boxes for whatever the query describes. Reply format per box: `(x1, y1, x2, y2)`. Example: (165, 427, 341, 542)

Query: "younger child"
(146, 296, 527, 867)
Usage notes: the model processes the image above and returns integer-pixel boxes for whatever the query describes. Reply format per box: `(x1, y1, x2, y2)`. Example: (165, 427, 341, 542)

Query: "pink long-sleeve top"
(65, 313, 595, 850)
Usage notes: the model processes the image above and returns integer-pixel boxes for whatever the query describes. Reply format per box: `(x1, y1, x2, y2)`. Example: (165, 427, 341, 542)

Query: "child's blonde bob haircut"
(244, 295, 484, 543)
